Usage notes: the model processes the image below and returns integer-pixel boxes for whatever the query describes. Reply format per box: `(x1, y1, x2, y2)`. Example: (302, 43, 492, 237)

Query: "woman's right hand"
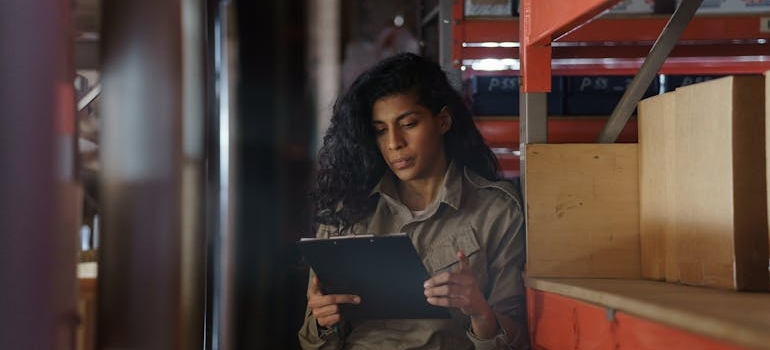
(307, 276, 361, 328)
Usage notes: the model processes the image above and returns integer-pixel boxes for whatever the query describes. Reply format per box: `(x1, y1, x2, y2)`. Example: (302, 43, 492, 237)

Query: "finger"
(424, 284, 452, 297)
(332, 294, 361, 305)
(426, 294, 471, 308)
(426, 296, 452, 307)
(316, 313, 343, 328)
(424, 271, 451, 288)
(425, 282, 473, 299)
(308, 294, 361, 309)
(455, 250, 469, 272)
(311, 303, 340, 319)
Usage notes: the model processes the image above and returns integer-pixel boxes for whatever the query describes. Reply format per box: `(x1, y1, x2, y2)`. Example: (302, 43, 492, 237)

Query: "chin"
(391, 168, 416, 182)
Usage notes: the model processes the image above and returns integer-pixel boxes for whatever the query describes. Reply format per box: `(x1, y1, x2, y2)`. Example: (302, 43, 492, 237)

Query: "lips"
(390, 157, 414, 170)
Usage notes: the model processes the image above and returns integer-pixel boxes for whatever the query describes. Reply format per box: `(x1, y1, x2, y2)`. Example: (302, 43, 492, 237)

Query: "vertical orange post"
(519, 0, 553, 93)
(451, 0, 464, 68)
(520, 0, 621, 93)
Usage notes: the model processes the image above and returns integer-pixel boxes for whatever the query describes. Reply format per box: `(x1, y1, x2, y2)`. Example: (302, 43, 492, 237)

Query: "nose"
(386, 128, 405, 150)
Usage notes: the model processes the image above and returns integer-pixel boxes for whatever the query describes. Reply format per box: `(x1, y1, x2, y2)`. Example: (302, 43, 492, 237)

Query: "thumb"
(308, 276, 323, 296)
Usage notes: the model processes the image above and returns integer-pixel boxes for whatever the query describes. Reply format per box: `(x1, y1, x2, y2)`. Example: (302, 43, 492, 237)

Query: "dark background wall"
(231, 1, 424, 348)
(233, 1, 312, 348)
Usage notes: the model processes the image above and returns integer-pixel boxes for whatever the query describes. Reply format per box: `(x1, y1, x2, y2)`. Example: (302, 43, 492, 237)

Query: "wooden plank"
(524, 144, 640, 278)
(527, 278, 770, 350)
(638, 93, 677, 280)
(78, 278, 97, 350)
(672, 76, 768, 290)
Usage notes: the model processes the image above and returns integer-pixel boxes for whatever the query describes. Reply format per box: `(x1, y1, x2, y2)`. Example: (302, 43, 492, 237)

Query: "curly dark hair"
(311, 52, 499, 227)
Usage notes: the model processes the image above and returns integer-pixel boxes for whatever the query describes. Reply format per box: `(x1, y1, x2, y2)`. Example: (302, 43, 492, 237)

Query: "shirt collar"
(369, 161, 463, 212)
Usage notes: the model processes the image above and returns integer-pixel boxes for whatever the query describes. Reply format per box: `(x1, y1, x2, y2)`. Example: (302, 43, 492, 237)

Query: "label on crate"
(665, 75, 724, 91)
(762, 16, 770, 32)
(567, 76, 659, 96)
(472, 76, 519, 94)
(472, 76, 565, 95)
(578, 77, 630, 93)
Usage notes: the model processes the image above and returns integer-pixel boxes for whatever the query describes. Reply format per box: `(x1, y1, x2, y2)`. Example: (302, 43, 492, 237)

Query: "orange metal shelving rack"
(453, 3, 770, 77)
(451, 0, 770, 171)
(446, 1, 770, 349)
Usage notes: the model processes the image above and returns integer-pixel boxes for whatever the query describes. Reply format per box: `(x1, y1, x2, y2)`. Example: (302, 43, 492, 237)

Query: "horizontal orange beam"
(560, 14, 770, 42)
(475, 117, 639, 148)
(461, 43, 769, 60)
(523, 0, 620, 45)
(460, 15, 770, 44)
(481, 117, 639, 178)
(462, 59, 770, 77)
(462, 19, 519, 44)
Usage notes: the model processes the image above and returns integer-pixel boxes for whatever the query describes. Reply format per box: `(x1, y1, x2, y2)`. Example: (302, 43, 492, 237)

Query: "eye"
(401, 121, 417, 129)
(374, 127, 386, 136)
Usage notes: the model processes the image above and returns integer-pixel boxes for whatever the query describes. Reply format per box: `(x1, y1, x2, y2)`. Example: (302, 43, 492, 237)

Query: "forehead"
(371, 93, 425, 122)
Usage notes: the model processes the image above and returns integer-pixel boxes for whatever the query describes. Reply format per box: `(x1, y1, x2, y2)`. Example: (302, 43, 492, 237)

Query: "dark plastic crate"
(664, 75, 724, 92)
(472, 76, 565, 95)
(472, 93, 564, 116)
(565, 94, 623, 116)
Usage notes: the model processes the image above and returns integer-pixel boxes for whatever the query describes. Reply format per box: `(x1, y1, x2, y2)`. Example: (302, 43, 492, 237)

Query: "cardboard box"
(525, 144, 641, 278)
(465, 0, 516, 17)
(639, 76, 768, 290)
(607, 0, 656, 14)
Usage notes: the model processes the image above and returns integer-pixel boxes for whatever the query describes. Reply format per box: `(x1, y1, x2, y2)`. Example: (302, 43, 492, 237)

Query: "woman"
(298, 53, 528, 350)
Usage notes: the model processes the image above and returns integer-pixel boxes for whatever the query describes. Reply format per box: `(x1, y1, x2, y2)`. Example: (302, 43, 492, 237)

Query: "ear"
(438, 107, 452, 134)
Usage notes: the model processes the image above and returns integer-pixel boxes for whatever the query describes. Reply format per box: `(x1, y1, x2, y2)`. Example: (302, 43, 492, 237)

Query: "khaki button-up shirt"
(299, 163, 528, 350)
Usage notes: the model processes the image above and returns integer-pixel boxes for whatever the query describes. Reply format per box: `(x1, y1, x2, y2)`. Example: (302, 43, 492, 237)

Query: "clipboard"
(297, 233, 450, 320)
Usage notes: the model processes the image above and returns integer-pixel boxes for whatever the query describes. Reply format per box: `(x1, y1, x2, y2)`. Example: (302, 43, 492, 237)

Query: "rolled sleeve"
(466, 324, 510, 350)
(465, 312, 529, 350)
(297, 306, 343, 350)
(480, 203, 530, 349)
(298, 232, 344, 350)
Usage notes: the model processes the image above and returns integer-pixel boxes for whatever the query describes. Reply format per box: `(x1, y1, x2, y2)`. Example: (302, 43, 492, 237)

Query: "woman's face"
(371, 93, 450, 183)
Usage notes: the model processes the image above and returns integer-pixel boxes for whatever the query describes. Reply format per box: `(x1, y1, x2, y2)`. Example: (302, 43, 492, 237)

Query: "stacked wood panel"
(638, 76, 768, 290)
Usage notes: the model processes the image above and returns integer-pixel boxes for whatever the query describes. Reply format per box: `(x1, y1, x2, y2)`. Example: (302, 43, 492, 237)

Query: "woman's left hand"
(423, 250, 492, 318)
(424, 251, 499, 339)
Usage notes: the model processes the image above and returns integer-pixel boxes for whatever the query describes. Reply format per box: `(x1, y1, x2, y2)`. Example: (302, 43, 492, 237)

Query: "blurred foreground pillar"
(0, 0, 79, 348)
(98, 0, 206, 349)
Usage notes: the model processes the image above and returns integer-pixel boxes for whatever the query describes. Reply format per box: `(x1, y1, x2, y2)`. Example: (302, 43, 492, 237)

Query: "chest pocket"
(424, 225, 481, 273)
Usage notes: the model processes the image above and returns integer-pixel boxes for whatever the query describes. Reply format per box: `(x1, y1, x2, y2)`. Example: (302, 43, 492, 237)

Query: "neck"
(396, 162, 449, 211)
